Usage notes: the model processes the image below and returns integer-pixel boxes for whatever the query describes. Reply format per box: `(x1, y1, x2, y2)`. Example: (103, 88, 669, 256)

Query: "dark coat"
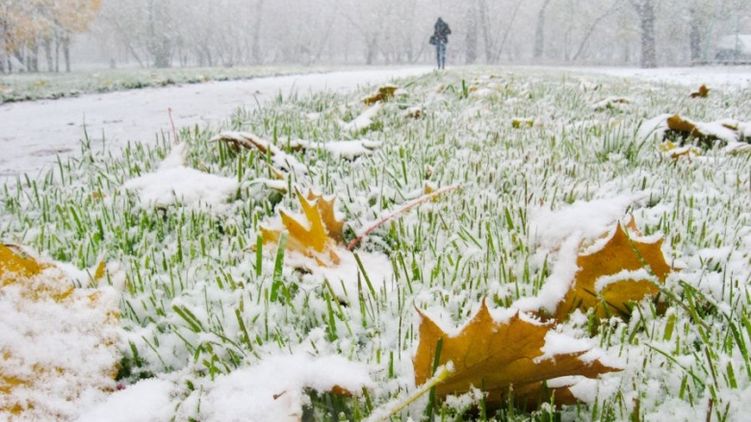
(433, 19, 451, 44)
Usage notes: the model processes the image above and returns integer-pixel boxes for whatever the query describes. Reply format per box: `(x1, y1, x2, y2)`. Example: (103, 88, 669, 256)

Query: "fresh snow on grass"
(2, 67, 751, 420)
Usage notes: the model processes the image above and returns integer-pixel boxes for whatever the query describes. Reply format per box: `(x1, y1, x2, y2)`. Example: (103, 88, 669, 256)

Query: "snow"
(122, 143, 239, 211)
(563, 65, 751, 88)
(0, 67, 430, 180)
(528, 193, 646, 251)
(77, 379, 174, 422)
(594, 268, 657, 293)
(293, 139, 382, 160)
(195, 354, 371, 422)
(512, 235, 581, 315)
(340, 102, 384, 133)
(302, 248, 393, 302)
(1, 266, 121, 420)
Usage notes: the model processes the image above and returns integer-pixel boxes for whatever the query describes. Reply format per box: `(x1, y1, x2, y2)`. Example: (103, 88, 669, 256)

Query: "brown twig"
(347, 184, 461, 251)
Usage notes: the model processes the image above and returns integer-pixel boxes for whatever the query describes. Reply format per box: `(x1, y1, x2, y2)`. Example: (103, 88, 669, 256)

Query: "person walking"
(430, 17, 451, 70)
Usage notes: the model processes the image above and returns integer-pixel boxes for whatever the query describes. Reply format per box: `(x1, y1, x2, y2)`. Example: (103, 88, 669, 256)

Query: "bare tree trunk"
(251, 0, 264, 63)
(572, 1, 620, 61)
(54, 37, 60, 72)
(465, 0, 478, 64)
(494, 0, 523, 62)
(62, 35, 71, 72)
(631, 0, 657, 68)
(43, 38, 54, 72)
(533, 0, 553, 59)
(478, 0, 494, 63)
(689, 8, 702, 64)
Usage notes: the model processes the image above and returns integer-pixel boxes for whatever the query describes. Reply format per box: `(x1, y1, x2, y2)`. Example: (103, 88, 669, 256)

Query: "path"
(0, 67, 431, 180)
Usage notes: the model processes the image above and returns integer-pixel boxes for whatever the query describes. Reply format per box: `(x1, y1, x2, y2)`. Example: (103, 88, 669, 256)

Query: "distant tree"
(0, 0, 100, 73)
(533, 0, 552, 60)
(629, 0, 657, 68)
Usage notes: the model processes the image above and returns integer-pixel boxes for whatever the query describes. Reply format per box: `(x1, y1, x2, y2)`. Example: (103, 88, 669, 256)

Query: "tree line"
(0, 0, 101, 73)
(2, 0, 749, 73)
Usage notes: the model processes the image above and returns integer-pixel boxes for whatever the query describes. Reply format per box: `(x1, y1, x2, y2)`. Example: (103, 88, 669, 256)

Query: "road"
(0, 67, 431, 180)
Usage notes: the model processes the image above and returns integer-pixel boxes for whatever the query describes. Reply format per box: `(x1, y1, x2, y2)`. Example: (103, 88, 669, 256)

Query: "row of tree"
(0, 0, 101, 73)
(2, 0, 750, 73)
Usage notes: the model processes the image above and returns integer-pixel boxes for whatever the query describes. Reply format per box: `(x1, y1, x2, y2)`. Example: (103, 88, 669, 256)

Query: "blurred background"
(1, 0, 750, 73)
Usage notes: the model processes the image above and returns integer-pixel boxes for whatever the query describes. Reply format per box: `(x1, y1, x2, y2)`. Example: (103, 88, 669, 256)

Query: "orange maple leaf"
(363, 84, 398, 106)
(690, 84, 710, 98)
(553, 223, 671, 320)
(413, 301, 620, 409)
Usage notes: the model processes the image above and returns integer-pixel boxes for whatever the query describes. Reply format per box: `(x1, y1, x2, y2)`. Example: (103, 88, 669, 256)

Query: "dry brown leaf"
(553, 224, 671, 320)
(261, 190, 342, 266)
(211, 131, 307, 176)
(690, 84, 710, 98)
(414, 301, 620, 409)
(363, 84, 398, 106)
(667, 114, 703, 138)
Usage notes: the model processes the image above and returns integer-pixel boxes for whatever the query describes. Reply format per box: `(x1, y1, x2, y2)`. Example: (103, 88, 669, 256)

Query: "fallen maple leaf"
(261, 190, 342, 266)
(553, 223, 671, 320)
(0, 245, 120, 418)
(304, 190, 345, 242)
(363, 84, 398, 106)
(659, 141, 702, 159)
(413, 301, 620, 409)
(690, 84, 710, 98)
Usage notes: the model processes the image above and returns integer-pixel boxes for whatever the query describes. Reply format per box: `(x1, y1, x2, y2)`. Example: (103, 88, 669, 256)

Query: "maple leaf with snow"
(0, 245, 120, 419)
(413, 301, 620, 409)
(260, 190, 344, 267)
(553, 223, 671, 320)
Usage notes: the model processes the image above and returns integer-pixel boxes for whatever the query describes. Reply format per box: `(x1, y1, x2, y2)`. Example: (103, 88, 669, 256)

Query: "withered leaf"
(363, 84, 398, 106)
(414, 301, 620, 409)
(690, 84, 710, 98)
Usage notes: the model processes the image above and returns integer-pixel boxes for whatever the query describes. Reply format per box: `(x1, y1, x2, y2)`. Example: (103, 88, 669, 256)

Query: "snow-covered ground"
(3, 65, 751, 421)
(558, 65, 751, 88)
(0, 67, 430, 180)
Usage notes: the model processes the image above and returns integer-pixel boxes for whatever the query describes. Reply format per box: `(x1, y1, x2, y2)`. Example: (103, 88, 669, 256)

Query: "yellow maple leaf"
(0, 244, 47, 283)
(553, 223, 671, 320)
(261, 190, 341, 266)
(0, 245, 120, 417)
(0, 244, 73, 301)
(304, 190, 345, 242)
(414, 301, 620, 409)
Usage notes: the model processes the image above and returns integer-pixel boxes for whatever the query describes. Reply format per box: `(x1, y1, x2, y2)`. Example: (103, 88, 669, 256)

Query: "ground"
(1, 66, 751, 421)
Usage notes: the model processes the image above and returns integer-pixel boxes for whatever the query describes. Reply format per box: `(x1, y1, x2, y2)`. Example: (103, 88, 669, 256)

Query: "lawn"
(2, 68, 751, 421)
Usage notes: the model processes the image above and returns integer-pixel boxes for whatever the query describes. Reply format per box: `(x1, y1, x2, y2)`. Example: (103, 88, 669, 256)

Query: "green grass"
(2, 67, 751, 420)
(0, 65, 330, 103)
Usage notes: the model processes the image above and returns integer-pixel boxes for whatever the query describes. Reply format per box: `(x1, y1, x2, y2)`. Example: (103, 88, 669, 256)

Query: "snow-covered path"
(0, 67, 431, 180)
